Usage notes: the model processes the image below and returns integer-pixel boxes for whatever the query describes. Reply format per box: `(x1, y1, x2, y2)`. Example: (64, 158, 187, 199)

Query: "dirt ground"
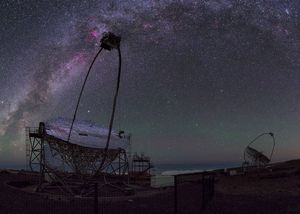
(2, 159, 300, 214)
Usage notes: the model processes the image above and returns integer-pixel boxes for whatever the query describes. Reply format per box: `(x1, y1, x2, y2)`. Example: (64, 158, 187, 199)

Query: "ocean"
(0, 163, 27, 170)
(153, 162, 241, 175)
(0, 162, 241, 176)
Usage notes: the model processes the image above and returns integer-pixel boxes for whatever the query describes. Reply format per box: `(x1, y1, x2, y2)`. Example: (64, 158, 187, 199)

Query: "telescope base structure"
(26, 124, 130, 196)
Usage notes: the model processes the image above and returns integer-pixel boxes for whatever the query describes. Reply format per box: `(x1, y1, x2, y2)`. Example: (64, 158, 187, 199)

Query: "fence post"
(174, 175, 178, 214)
(202, 173, 206, 210)
(94, 183, 98, 214)
(210, 177, 213, 200)
(212, 176, 215, 198)
(210, 176, 214, 200)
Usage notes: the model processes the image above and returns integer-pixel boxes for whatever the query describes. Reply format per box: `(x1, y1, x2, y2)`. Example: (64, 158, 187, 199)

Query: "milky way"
(1, 0, 300, 166)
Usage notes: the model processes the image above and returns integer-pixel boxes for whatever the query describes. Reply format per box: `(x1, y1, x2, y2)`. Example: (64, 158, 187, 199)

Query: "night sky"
(1, 0, 300, 167)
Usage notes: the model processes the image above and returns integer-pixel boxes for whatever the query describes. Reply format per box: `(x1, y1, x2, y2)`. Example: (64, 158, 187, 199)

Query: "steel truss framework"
(26, 127, 43, 172)
(26, 123, 129, 196)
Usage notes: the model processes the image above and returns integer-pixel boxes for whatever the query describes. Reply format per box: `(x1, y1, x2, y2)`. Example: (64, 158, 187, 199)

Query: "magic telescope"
(67, 32, 123, 174)
(26, 31, 129, 196)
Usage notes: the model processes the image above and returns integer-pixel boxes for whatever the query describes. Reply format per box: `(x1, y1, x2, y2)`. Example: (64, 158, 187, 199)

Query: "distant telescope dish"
(243, 132, 275, 168)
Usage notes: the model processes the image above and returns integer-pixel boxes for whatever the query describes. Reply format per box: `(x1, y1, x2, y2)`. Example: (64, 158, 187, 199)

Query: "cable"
(67, 47, 104, 143)
(269, 133, 276, 161)
(96, 46, 122, 175)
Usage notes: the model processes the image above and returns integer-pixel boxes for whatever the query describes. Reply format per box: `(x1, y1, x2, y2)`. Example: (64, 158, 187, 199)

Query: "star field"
(1, 0, 300, 166)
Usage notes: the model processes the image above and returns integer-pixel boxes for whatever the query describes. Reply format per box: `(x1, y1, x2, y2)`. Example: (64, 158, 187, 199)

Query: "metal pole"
(39, 123, 45, 190)
(202, 173, 206, 210)
(209, 176, 212, 200)
(212, 176, 215, 198)
(119, 151, 121, 175)
(174, 175, 178, 214)
(39, 138, 44, 188)
(94, 183, 98, 214)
